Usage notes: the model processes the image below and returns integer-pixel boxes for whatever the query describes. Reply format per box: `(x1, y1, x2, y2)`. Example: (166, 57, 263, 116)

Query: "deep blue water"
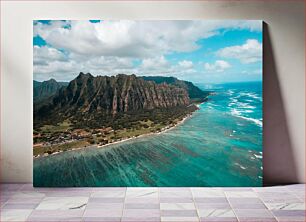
(34, 81, 262, 187)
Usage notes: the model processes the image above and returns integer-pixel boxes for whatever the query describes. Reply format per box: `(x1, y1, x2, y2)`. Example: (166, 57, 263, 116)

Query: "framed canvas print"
(33, 20, 263, 187)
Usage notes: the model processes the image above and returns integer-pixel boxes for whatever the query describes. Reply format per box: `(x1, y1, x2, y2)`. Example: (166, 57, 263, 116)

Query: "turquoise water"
(34, 81, 262, 187)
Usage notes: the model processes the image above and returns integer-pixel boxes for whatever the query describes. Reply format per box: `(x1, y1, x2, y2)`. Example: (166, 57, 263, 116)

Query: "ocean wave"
(230, 108, 253, 115)
(239, 116, 263, 127)
(204, 102, 219, 110)
(230, 109, 262, 127)
(229, 99, 238, 106)
(228, 97, 238, 107)
(228, 94, 257, 110)
(227, 90, 235, 96)
(228, 102, 235, 107)
(200, 84, 223, 90)
(239, 92, 262, 101)
(243, 110, 254, 113)
(230, 97, 238, 101)
(231, 108, 241, 116)
(254, 154, 263, 159)
(234, 162, 247, 170)
(236, 102, 256, 109)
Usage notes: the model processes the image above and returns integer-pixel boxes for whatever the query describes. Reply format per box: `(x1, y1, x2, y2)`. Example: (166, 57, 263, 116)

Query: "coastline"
(34, 103, 202, 159)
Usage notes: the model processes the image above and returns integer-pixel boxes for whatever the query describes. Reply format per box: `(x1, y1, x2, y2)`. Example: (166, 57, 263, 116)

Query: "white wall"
(1, 1, 305, 184)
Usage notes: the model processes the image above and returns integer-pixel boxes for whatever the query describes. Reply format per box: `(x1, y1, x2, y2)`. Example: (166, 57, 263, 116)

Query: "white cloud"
(33, 55, 138, 81)
(241, 69, 262, 75)
(33, 45, 66, 65)
(178, 60, 193, 69)
(33, 20, 262, 81)
(85, 56, 134, 72)
(140, 56, 170, 71)
(204, 60, 231, 73)
(137, 57, 195, 76)
(217, 39, 262, 64)
(34, 20, 262, 59)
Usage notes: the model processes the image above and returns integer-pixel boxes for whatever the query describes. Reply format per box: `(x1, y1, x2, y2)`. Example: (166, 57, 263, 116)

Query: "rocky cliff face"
(34, 79, 68, 102)
(142, 76, 209, 99)
(38, 73, 190, 118)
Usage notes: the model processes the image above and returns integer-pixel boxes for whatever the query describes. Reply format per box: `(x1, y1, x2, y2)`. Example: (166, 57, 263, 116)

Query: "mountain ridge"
(33, 73, 209, 155)
(34, 73, 208, 105)
(34, 73, 209, 129)
(34, 79, 68, 102)
(142, 76, 208, 100)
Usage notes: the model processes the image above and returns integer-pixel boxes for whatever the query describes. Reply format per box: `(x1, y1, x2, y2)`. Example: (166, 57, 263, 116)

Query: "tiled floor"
(0, 184, 304, 222)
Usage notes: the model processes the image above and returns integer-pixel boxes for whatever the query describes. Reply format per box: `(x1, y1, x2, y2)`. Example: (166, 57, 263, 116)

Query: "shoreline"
(34, 103, 203, 159)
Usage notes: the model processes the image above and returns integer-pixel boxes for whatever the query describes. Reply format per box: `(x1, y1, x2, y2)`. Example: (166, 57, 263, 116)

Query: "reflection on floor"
(0, 184, 305, 222)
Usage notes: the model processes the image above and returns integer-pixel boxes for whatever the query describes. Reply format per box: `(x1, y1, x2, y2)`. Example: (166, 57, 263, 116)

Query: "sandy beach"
(33, 109, 198, 159)
(95, 112, 194, 149)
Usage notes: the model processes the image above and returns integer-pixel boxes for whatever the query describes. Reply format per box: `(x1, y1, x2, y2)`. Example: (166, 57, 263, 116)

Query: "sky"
(33, 20, 262, 84)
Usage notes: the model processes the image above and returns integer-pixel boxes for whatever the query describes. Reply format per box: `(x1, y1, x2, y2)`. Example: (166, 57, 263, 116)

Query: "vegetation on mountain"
(142, 76, 209, 100)
(34, 79, 68, 102)
(33, 73, 209, 157)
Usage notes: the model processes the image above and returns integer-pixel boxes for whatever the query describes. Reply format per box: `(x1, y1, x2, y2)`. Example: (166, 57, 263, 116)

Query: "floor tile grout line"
(254, 188, 281, 222)
(0, 196, 10, 208)
(250, 187, 269, 210)
(0, 186, 22, 208)
(224, 189, 240, 222)
(80, 187, 92, 222)
(20, 186, 46, 221)
(288, 188, 305, 202)
(19, 184, 26, 192)
(158, 187, 161, 222)
(190, 187, 201, 222)
(120, 187, 127, 222)
(1, 184, 305, 222)
(18, 208, 35, 221)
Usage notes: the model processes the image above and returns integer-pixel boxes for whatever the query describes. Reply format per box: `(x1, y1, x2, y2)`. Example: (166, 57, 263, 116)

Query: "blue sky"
(33, 20, 262, 83)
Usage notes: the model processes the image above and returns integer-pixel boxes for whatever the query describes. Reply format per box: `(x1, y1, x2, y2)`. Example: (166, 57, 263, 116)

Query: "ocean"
(34, 81, 263, 187)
